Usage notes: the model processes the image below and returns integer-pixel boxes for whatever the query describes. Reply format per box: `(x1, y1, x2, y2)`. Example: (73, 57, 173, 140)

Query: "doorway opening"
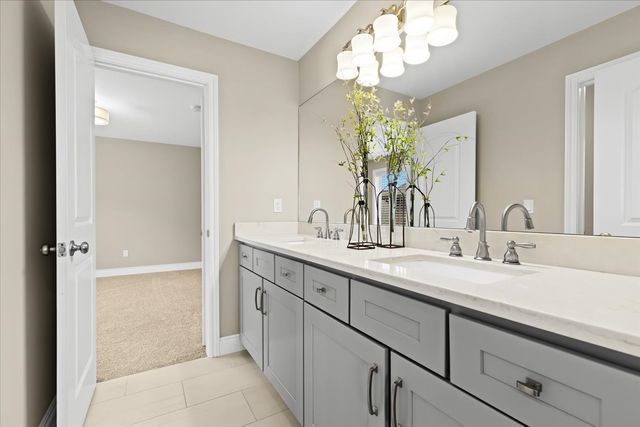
(92, 49, 220, 381)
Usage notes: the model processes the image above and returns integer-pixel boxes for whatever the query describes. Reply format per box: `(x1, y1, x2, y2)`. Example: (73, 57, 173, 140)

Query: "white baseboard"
(96, 262, 202, 278)
(219, 334, 244, 355)
(38, 396, 56, 427)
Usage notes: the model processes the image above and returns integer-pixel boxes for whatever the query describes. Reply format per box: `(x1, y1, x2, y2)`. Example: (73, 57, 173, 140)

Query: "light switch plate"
(524, 199, 534, 214)
(122, 249, 129, 257)
(313, 200, 321, 209)
(273, 198, 283, 213)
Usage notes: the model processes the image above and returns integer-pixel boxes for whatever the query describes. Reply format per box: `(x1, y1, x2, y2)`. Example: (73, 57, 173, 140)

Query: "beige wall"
(0, 1, 57, 425)
(96, 137, 201, 269)
(424, 7, 640, 233)
(76, 0, 299, 336)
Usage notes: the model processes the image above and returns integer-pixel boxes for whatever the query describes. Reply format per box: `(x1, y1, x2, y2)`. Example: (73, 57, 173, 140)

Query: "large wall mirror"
(298, 2, 640, 238)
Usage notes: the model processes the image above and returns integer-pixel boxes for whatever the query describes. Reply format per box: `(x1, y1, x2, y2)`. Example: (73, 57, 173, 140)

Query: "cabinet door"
(263, 281, 303, 423)
(304, 303, 387, 427)
(240, 266, 263, 369)
(391, 353, 521, 427)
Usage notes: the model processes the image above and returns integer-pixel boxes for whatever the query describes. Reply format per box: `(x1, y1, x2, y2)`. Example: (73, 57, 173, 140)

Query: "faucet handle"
(440, 236, 463, 257)
(503, 240, 536, 265)
(330, 227, 344, 240)
(314, 226, 324, 238)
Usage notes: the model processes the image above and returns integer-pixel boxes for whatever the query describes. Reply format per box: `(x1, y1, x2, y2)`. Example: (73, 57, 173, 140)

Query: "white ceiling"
(104, 0, 357, 60)
(378, 1, 640, 98)
(95, 66, 202, 147)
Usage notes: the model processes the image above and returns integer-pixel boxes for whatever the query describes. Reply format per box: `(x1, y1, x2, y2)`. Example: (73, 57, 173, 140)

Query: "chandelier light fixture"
(336, 0, 458, 85)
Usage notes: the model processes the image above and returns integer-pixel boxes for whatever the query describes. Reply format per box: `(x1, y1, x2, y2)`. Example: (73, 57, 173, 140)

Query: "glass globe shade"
(427, 4, 458, 47)
(373, 14, 401, 53)
(404, 1, 435, 36)
(403, 34, 430, 65)
(380, 48, 405, 78)
(351, 33, 375, 66)
(336, 50, 359, 80)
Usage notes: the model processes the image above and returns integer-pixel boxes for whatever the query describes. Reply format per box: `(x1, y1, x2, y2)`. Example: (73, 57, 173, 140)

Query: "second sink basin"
(369, 254, 539, 285)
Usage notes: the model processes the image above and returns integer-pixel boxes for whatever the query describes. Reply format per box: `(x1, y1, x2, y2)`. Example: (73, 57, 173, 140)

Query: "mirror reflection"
(298, 2, 640, 238)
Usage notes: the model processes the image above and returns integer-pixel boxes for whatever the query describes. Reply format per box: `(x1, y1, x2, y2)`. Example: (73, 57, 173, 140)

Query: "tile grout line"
(240, 388, 258, 422)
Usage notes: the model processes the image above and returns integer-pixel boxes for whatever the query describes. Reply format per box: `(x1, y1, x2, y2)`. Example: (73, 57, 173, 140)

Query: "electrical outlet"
(524, 199, 534, 214)
(313, 200, 321, 209)
(273, 198, 283, 213)
(122, 249, 129, 257)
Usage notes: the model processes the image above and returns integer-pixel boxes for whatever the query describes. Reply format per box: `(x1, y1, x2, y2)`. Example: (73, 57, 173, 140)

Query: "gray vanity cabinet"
(450, 315, 640, 427)
(239, 266, 263, 369)
(262, 280, 303, 423)
(391, 353, 522, 427)
(304, 303, 387, 427)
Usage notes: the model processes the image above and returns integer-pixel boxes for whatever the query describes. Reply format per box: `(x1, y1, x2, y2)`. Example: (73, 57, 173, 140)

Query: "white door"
(416, 111, 476, 228)
(55, 1, 96, 426)
(593, 55, 640, 237)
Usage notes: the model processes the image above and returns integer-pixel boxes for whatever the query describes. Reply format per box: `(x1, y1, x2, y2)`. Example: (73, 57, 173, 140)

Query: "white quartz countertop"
(235, 232, 640, 358)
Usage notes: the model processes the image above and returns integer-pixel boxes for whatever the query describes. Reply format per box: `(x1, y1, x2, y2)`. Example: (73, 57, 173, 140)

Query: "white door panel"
(417, 111, 476, 228)
(594, 55, 640, 237)
(55, 1, 96, 426)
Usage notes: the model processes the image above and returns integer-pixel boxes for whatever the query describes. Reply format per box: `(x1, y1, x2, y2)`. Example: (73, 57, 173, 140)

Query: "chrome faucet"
(308, 208, 330, 239)
(501, 203, 535, 231)
(465, 202, 491, 261)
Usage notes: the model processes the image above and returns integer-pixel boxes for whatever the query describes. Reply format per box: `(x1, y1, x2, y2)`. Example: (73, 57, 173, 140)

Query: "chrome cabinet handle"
(315, 286, 327, 294)
(367, 364, 379, 416)
(254, 287, 262, 312)
(392, 378, 403, 427)
(516, 378, 542, 398)
(260, 290, 266, 315)
(69, 240, 89, 256)
(241, 253, 248, 259)
(281, 269, 291, 278)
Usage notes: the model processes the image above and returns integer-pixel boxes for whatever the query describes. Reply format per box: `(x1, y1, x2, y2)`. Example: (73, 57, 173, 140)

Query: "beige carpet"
(97, 269, 206, 382)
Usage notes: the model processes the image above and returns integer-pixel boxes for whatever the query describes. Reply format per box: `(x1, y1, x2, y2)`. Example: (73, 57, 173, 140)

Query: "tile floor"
(83, 351, 300, 427)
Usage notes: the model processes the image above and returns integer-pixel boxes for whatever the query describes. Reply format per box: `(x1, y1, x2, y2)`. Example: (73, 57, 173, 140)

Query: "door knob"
(69, 240, 90, 256)
(40, 244, 56, 256)
(40, 242, 66, 257)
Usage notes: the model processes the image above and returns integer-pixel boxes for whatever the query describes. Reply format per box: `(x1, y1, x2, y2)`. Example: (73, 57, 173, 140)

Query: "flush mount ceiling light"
(336, 0, 458, 86)
(94, 106, 110, 126)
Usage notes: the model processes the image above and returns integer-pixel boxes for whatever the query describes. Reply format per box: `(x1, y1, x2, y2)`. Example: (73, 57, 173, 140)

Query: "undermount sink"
(369, 254, 539, 285)
(272, 235, 324, 245)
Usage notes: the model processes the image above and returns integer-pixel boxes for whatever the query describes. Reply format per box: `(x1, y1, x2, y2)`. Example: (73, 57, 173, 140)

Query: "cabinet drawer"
(391, 353, 521, 427)
(252, 249, 275, 282)
(351, 281, 447, 376)
(239, 244, 253, 270)
(450, 315, 640, 427)
(275, 256, 303, 297)
(304, 265, 349, 322)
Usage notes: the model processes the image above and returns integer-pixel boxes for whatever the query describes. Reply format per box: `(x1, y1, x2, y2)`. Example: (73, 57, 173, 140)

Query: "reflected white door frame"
(92, 48, 221, 357)
(563, 50, 640, 234)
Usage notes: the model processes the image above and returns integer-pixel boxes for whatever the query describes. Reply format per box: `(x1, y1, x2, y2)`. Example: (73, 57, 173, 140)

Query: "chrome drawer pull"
(367, 364, 379, 416)
(254, 287, 262, 312)
(241, 253, 248, 259)
(315, 286, 327, 294)
(516, 378, 542, 398)
(281, 270, 291, 278)
(392, 377, 403, 427)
